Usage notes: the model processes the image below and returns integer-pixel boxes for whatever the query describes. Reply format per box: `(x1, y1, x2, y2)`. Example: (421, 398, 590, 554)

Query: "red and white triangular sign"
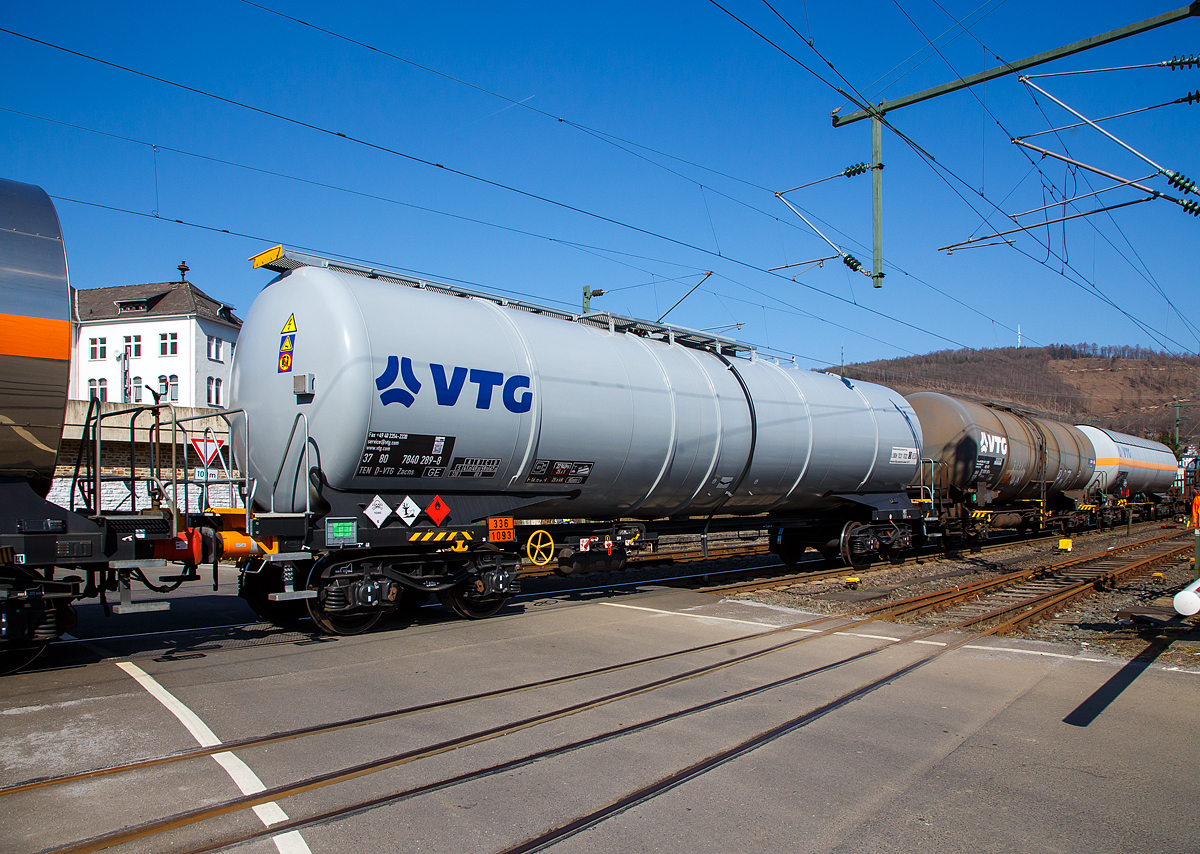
(190, 437, 225, 467)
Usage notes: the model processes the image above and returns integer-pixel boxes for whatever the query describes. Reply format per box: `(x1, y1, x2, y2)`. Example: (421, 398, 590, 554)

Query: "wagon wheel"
(839, 521, 869, 569)
(305, 560, 383, 636)
(438, 577, 507, 620)
(0, 565, 63, 674)
(526, 529, 555, 566)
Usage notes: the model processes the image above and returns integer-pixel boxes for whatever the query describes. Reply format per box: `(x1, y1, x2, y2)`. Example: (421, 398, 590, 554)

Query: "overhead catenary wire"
(236, 0, 1045, 349)
(869, 0, 1200, 352)
(4, 12, 1179, 361)
(0, 115, 939, 362)
(236, 0, 1060, 347)
(864, 2, 1200, 353)
(0, 26, 1002, 361)
(711, 0, 1195, 356)
(66, 2, 1050, 359)
(928, 1, 1200, 341)
(1016, 84, 1200, 348)
(236, 0, 1072, 352)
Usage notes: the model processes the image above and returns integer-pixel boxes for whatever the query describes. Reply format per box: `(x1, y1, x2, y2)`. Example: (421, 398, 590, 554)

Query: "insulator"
(1168, 54, 1200, 70)
(1167, 171, 1198, 194)
(1182, 199, 1200, 217)
(1185, 90, 1200, 105)
(842, 254, 863, 272)
(842, 162, 869, 177)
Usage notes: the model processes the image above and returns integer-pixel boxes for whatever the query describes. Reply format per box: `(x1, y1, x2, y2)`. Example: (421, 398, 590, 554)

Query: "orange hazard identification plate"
(487, 517, 515, 542)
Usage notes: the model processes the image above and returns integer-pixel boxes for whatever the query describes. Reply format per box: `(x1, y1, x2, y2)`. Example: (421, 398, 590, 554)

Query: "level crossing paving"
(1, 583, 1196, 854)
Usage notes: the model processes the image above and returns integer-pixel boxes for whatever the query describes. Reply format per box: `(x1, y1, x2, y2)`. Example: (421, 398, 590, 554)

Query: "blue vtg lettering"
(376, 356, 532, 413)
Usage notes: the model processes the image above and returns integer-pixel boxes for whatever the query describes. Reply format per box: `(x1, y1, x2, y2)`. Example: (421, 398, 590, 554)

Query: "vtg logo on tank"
(979, 432, 1008, 457)
(375, 356, 532, 413)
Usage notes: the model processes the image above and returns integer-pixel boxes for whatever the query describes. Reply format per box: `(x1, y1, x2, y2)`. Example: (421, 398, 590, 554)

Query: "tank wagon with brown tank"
(906, 391, 1175, 542)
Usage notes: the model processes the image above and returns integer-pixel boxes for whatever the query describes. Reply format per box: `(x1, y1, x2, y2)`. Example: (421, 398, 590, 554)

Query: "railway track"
(898, 531, 1191, 633)
(28, 522, 1171, 675)
(13, 529, 1187, 854)
(689, 523, 1173, 595)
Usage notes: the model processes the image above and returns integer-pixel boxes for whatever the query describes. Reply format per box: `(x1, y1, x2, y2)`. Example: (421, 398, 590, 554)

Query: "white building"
(69, 267, 241, 409)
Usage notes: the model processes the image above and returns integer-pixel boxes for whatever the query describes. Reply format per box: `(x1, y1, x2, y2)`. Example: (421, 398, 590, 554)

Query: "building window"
(95, 378, 107, 402)
(229, 341, 236, 361)
(207, 335, 223, 361)
(159, 332, 177, 356)
(132, 376, 142, 404)
(158, 375, 168, 399)
(89, 337, 106, 360)
(207, 376, 214, 405)
(215, 378, 222, 407)
(88, 379, 97, 399)
(169, 374, 178, 403)
(123, 334, 141, 357)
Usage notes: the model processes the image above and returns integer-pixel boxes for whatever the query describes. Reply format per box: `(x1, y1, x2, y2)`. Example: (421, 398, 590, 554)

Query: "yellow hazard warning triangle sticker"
(280, 314, 297, 334)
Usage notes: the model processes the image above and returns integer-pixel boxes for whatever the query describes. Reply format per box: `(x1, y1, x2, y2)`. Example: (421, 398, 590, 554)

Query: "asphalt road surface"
(3, 577, 1197, 854)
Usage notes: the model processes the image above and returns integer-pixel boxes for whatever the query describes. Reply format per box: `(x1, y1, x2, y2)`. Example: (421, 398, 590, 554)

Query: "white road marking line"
(843, 632, 902, 642)
(599, 602, 1200, 673)
(602, 601, 789, 628)
(116, 662, 312, 853)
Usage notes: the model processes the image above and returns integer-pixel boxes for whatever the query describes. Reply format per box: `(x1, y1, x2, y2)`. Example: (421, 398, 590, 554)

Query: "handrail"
(90, 402, 179, 536)
(176, 408, 253, 530)
(69, 397, 101, 513)
(271, 412, 311, 515)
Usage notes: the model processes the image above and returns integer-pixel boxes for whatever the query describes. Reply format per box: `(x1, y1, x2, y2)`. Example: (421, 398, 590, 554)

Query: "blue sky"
(3, 1, 1198, 368)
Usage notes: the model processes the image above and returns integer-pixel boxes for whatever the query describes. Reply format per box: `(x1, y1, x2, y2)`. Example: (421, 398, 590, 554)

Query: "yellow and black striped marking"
(408, 531, 476, 543)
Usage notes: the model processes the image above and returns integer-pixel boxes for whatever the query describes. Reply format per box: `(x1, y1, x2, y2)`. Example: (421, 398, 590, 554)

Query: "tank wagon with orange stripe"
(906, 392, 1176, 542)
(0, 178, 204, 672)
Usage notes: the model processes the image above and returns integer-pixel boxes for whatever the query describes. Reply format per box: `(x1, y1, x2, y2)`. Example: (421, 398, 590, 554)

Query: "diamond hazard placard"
(363, 495, 393, 528)
(425, 495, 451, 526)
(396, 496, 421, 526)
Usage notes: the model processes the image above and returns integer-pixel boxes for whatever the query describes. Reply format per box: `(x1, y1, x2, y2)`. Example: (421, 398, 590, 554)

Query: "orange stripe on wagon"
(0, 314, 70, 360)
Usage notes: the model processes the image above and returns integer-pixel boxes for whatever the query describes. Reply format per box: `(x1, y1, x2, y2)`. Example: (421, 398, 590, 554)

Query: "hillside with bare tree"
(831, 344, 1200, 453)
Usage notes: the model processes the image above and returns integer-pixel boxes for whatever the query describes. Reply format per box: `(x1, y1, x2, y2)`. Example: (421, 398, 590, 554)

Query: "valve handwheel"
(526, 529, 555, 566)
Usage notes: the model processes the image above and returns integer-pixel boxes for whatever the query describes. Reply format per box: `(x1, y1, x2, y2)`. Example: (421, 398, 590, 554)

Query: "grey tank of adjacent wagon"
(230, 265, 923, 520)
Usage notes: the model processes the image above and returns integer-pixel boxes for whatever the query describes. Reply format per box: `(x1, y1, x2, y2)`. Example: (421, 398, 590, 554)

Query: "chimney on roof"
(177, 261, 189, 282)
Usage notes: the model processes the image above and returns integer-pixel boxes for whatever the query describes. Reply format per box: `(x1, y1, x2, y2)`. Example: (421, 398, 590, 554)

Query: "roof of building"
(73, 280, 242, 327)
